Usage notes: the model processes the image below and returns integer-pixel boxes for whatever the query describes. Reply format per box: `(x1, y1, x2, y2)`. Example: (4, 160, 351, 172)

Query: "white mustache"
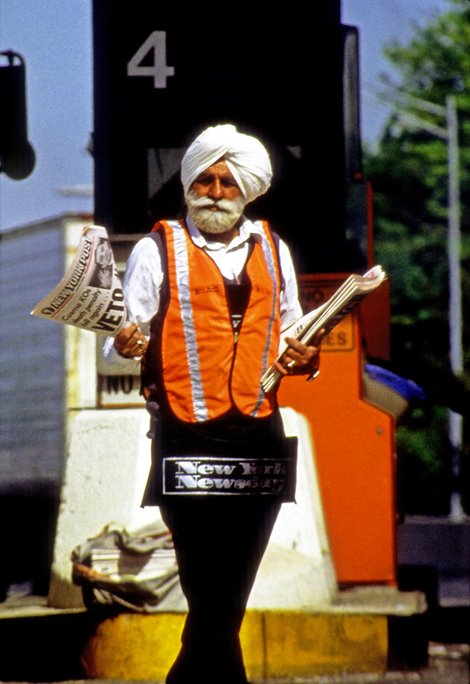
(189, 196, 234, 212)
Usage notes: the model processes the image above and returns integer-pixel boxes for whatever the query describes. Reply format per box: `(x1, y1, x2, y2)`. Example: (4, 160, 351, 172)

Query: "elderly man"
(105, 124, 321, 684)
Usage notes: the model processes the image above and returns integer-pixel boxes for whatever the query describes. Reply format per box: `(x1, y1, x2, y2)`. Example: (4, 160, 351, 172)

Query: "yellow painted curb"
(82, 610, 388, 681)
(263, 612, 387, 677)
(82, 612, 184, 681)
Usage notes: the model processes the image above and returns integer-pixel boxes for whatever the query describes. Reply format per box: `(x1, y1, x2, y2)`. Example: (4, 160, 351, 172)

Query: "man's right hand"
(114, 322, 148, 358)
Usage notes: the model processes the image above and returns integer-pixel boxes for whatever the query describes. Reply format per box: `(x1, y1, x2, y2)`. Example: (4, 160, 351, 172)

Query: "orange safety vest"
(148, 220, 282, 422)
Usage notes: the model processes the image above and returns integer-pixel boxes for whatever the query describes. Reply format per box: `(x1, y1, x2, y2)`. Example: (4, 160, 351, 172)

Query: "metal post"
(379, 88, 464, 517)
(446, 95, 464, 519)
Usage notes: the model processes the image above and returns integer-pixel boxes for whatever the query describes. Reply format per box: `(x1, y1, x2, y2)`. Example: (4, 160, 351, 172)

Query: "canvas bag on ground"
(71, 520, 180, 613)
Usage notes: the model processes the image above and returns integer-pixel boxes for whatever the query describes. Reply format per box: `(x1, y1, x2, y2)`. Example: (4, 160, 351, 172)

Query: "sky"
(0, 0, 453, 232)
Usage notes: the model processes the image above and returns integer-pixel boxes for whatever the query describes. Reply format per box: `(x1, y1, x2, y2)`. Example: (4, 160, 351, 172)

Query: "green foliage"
(396, 406, 452, 515)
(364, 0, 470, 513)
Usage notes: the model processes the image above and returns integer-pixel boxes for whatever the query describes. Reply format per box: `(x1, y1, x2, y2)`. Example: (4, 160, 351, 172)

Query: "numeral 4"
(127, 31, 175, 89)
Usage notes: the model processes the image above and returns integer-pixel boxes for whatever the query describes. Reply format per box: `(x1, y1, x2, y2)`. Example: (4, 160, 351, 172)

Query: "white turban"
(181, 124, 272, 203)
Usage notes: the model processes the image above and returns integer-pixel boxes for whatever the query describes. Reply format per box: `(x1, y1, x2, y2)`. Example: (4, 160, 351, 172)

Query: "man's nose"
(208, 178, 224, 200)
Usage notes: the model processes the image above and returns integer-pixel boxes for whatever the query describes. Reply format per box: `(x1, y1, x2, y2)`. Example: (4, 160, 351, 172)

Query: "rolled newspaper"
(260, 265, 387, 393)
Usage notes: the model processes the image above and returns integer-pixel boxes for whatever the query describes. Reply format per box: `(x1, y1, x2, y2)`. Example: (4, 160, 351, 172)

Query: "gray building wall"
(0, 214, 91, 495)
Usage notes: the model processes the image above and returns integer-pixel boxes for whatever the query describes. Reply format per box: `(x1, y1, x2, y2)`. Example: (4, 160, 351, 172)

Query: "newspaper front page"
(31, 225, 127, 336)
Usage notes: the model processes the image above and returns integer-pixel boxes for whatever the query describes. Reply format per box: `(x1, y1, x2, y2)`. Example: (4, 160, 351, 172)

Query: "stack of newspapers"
(89, 547, 176, 581)
(260, 265, 387, 393)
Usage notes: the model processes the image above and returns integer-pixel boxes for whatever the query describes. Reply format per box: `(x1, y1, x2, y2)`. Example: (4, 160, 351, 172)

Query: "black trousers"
(160, 497, 282, 684)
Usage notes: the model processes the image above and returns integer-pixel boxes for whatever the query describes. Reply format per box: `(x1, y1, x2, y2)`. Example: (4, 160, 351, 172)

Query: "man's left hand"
(274, 335, 322, 380)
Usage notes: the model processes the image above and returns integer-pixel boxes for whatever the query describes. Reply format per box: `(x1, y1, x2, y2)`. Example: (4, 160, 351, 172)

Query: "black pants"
(160, 497, 282, 684)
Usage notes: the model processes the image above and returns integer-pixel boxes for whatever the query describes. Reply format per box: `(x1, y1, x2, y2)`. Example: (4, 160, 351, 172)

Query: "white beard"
(185, 190, 246, 234)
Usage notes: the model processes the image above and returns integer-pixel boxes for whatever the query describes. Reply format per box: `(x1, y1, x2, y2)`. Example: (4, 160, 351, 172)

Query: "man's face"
(191, 160, 241, 202)
(186, 160, 246, 235)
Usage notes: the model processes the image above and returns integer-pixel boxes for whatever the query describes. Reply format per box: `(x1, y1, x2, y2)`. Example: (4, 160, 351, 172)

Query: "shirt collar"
(185, 214, 262, 252)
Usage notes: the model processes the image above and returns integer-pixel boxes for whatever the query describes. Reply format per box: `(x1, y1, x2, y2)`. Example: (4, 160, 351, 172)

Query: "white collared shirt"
(103, 216, 302, 370)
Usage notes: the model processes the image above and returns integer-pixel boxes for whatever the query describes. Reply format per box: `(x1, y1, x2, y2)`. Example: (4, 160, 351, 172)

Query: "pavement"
(0, 642, 468, 684)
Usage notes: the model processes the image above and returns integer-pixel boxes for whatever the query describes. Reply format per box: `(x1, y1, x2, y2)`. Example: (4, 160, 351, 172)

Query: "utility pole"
(446, 96, 464, 520)
(393, 93, 464, 519)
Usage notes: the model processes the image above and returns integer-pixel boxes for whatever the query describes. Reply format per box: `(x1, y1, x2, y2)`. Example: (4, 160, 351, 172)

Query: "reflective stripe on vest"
(252, 226, 281, 414)
(159, 220, 281, 422)
(172, 224, 209, 421)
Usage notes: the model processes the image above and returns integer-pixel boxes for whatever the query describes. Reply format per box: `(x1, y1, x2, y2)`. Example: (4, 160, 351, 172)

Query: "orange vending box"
(279, 274, 396, 585)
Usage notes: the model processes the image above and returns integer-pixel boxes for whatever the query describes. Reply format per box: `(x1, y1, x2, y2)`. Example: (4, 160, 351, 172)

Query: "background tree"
(364, 0, 469, 513)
